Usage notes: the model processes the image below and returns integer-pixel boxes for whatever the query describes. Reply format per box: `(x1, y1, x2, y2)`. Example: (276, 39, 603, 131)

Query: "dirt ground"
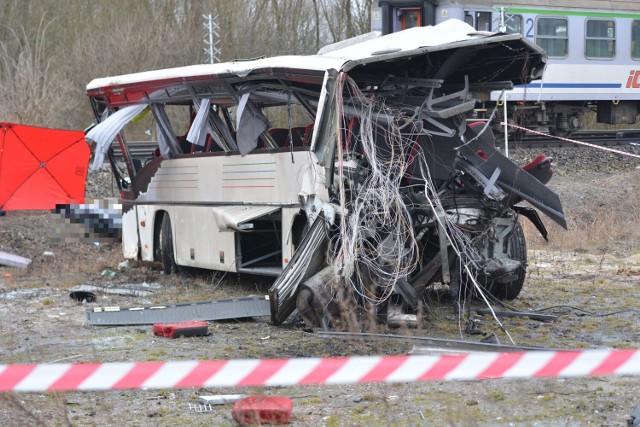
(1, 147, 640, 426)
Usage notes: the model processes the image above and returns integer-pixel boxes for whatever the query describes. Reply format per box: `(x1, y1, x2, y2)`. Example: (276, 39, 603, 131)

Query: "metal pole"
(503, 94, 509, 158)
(499, 7, 506, 33)
(203, 14, 214, 64)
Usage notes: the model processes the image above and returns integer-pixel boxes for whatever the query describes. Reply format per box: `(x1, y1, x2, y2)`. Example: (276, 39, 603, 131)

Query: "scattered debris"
(187, 402, 214, 413)
(117, 260, 129, 269)
(476, 308, 558, 322)
(313, 331, 549, 354)
(0, 250, 32, 269)
(69, 290, 96, 303)
(100, 269, 116, 278)
(153, 320, 208, 338)
(69, 283, 159, 299)
(86, 295, 270, 326)
(480, 333, 501, 345)
(232, 396, 293, 426)
(386, 303, 418, 329)
(2, 287, 54, 300)
(199, 394, 247, 405)
(49, 354, 83, 363)
(629, 406, 640, 426)
(43, 251, 54, 257)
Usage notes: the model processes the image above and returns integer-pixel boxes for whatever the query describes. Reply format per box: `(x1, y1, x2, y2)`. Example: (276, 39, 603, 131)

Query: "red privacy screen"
(0, 122, 89, 210)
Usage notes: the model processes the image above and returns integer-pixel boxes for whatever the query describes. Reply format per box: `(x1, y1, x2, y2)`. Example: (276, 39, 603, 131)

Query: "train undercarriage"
(486, 100, 640, 141)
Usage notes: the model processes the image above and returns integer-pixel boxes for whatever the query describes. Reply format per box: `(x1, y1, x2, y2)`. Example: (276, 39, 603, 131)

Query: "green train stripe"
(496, 8, 640, 20)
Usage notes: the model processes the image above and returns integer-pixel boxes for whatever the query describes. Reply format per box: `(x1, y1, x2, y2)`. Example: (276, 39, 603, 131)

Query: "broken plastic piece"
(153, 320, 208, 338)
(199, 394, 247, 405)
(232, 396, 293, 425)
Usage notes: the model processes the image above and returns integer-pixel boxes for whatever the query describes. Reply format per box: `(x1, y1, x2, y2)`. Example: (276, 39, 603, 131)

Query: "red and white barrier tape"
(1, 349, 639, 392)
(502, 122, 640, 160)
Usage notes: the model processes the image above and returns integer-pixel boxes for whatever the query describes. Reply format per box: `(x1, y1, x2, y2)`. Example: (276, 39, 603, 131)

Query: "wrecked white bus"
(85, 19, 565, 327)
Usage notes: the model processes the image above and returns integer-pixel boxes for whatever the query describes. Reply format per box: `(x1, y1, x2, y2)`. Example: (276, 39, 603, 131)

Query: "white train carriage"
(373, 0, 640, 136)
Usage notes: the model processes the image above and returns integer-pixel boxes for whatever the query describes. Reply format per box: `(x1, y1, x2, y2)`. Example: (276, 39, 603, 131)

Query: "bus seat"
(289, 127, 307, 147)
(268, 128, 289, 148)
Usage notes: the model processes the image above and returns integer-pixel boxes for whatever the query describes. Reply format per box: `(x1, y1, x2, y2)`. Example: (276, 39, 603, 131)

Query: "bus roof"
(86, 19, 541, 94)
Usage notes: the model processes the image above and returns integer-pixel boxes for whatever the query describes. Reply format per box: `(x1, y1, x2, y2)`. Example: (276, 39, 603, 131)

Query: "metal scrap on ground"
(86, 295, 270, 326)
(0, 250, 32, 269)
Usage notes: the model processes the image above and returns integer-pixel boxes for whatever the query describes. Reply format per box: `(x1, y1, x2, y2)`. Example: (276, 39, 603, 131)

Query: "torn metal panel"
(86, 296, 270, 326)
(269, 213, 329, 325)
(212, 206, 279, 232)
(0, 250, 32, 269)
(457, 135, 567, 228)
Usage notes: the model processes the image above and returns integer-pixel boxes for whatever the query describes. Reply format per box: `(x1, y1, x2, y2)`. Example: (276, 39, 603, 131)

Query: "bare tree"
(0, 15, 76, 127)
(0, 0, 373, 129)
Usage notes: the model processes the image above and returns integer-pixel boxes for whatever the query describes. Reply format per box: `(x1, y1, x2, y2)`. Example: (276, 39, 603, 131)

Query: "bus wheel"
(159, 214, 178, 274)
(485, 221, 527, 300)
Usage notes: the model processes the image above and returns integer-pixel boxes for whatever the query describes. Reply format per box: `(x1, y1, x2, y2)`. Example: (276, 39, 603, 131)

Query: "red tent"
(0, 122, 89, 210)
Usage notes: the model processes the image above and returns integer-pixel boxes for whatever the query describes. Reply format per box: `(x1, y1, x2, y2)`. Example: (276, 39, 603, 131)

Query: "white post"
(499, 7, 506, 33)
(503, 93, 509, 158)
(207, 14, 214, 64)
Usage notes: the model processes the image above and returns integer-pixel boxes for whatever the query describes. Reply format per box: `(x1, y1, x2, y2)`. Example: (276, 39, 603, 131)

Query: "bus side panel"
(137, 204, 153, 261)
(122, 207, 139, 259)
(174, 206, 237, 271)
(137, 151, 325, 206)
(281, 207, 300, 266)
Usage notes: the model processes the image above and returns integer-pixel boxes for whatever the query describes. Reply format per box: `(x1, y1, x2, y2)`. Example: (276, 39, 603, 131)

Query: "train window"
(505, 15, 523, 34)
(585, 20, 615, 59)
(536, 17, 568, 58)
(463, 11, 491, 32)
(633, 21, 640, 60)
(476, 12, 491, 32)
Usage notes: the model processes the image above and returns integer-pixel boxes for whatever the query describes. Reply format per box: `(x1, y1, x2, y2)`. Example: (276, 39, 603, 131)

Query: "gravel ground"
(1, 146, 639, 426)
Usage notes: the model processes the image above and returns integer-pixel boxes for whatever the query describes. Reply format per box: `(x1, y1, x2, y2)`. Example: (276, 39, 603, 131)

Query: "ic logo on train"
(626, 70, 640, 88)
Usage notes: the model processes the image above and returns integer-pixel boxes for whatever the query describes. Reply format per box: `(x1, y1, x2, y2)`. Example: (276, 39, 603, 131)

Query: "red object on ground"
(232, 396, 293, 425)
(152, 321, 208, 338)
(0, 122, 89, 210)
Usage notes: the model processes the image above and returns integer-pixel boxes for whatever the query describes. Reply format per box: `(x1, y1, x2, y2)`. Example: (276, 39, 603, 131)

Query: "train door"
(375, 1, 437, 35)
(400, 8, 421, 30)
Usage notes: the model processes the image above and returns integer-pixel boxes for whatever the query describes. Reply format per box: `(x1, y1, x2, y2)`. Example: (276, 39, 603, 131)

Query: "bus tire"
(160, 214, 178, 275)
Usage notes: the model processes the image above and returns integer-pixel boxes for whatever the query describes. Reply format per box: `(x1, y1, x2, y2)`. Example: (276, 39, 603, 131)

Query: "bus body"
(86, 19, 564, 325)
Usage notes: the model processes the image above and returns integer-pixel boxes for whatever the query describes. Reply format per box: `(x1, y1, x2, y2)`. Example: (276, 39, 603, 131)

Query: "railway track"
(509, 129, 640, 149)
